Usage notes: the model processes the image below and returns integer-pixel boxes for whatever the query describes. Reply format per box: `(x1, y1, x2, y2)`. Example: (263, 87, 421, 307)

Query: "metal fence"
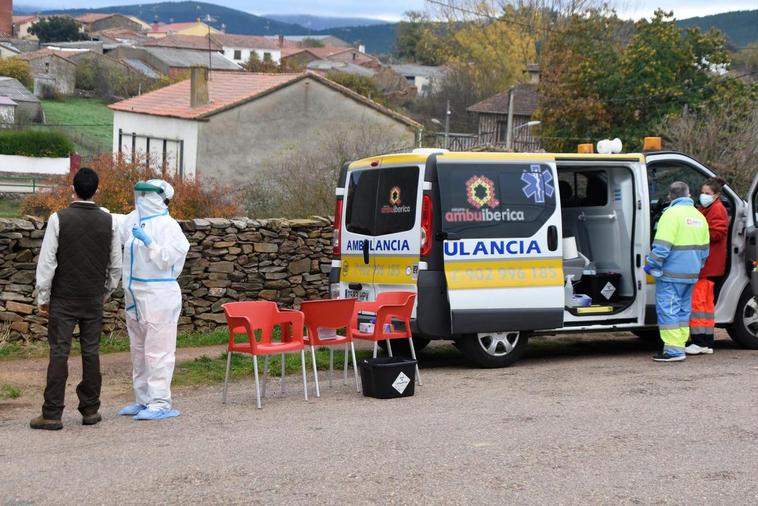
(0, 175, 56, 194)
(424, 132, 542, 152)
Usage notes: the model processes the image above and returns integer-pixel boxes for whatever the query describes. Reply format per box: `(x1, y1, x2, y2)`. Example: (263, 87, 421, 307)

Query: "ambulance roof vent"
(412, 148, 449, 155)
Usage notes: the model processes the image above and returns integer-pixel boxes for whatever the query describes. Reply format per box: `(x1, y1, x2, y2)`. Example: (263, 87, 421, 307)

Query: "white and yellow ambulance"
(330, 140, 758, 367)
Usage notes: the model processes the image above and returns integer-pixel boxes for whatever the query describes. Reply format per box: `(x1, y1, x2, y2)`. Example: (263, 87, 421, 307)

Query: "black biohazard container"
(575, 272, 622, 303)
(359, 357, 417, 399)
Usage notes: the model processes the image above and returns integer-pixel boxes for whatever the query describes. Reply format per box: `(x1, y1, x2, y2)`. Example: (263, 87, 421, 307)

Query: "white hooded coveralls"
(120, 181, 189, 411)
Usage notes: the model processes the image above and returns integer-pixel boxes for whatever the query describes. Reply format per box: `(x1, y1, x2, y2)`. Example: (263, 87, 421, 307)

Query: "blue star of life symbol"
(521, 165, 554, 204)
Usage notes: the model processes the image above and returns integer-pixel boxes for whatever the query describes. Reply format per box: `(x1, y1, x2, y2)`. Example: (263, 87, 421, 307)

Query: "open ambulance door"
(747, 174, 758, 296)
(436, 154, 564, 337)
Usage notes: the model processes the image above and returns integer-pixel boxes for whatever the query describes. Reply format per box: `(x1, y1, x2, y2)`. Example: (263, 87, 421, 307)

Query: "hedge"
(0, 130, 75, 158)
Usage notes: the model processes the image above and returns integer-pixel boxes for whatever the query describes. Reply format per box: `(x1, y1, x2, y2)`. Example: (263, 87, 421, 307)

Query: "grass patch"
(0, 329, 229, 361)
(174, 347, 374, 387)
(0, 383, 21, 399)
(39, 97, 113, 157)
(0, 198, 22, 218)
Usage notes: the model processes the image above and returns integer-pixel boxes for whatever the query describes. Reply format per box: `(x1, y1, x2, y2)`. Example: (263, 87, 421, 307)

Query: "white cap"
(146, 179, 175, 201)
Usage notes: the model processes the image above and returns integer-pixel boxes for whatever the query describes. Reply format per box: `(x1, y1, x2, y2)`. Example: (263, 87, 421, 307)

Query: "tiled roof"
(12, 15, 37, 25)
(18, 48, 76, 64)
(210, 33, 280, 50)
(0, 96, 18, 106)
(152, 22, 198, 33)
(467, 83, 538, 116)
(110, 72, 303, 119)
(0, 77, 40, 103)
(140, 47, 240, 70)
(94, 27, 145, 40)
(143, 34, 221, 51)
(75, 13, 118, 24)
(109, 71, 422, 129)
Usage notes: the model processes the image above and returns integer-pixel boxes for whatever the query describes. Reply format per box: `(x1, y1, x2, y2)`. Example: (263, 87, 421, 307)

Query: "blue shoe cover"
(133, 408, 181, 420)
(118, 403, 146, 416)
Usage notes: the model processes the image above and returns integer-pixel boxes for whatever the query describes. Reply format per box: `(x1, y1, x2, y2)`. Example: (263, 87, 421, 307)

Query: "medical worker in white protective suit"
(117, 180, 189, 421)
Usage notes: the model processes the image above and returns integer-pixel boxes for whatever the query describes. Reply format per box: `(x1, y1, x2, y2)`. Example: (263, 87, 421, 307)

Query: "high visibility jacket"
(647, 197, 710, 284)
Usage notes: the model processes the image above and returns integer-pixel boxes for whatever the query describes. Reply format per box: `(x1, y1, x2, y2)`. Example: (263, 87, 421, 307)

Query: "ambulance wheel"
(459, 331, 528, 368)
(726, 289, 758, 349)
(378, 337, 430, 357)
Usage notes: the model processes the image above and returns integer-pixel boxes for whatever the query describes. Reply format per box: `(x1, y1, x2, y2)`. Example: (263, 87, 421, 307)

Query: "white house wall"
(223, 48, 282, 65)
(112, 111, 199, 179)
(195, 77, 417, 183)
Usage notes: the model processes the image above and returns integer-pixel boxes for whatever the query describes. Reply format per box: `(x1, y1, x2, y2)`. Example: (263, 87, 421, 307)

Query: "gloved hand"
(132, 226, 153, 246)
(643, 264, 654, 276)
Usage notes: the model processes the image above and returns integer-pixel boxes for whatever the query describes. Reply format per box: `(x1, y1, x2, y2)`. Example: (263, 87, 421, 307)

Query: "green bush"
(0, 130, 74, 157)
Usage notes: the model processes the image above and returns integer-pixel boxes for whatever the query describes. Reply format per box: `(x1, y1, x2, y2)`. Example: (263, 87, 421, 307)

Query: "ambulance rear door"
(436, 154, 564, 334)
(340, 160, 424, 301)
(747, 173, 758, 295)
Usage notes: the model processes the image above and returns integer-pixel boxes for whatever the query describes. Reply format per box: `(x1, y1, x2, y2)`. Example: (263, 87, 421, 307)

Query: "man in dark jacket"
(30, 168, 122, 430)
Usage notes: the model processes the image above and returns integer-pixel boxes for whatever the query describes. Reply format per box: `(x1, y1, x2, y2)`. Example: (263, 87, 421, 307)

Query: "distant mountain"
(265, 14, 388, 31)
(32, 1, 308, 36)
(678, 10, 758, 48)
(320, 24, 398, 55)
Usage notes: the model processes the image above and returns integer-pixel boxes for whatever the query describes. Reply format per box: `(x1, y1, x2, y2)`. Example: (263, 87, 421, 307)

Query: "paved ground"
(2, 332, 758, 505)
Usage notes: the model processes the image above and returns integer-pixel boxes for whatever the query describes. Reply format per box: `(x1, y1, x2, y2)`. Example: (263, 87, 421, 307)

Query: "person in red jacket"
(686, 177, 729, 355)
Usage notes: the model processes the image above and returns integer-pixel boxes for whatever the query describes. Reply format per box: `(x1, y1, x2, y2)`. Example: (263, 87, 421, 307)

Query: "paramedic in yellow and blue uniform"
(117, 180, 190, 420)
(645, 182, 709, 362)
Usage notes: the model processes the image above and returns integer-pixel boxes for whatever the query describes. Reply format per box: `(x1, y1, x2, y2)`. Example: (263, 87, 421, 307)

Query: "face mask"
(699, 194, 714, 207)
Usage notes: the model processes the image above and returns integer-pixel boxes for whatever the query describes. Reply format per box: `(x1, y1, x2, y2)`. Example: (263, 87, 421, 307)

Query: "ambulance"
(330, 139, 758, 367)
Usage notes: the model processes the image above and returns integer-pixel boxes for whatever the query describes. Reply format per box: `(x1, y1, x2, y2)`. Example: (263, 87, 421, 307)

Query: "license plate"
(345, 289, 369, 301)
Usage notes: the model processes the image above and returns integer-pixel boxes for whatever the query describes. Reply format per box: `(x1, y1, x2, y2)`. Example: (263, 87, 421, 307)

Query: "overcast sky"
(20, 0, 757, 21)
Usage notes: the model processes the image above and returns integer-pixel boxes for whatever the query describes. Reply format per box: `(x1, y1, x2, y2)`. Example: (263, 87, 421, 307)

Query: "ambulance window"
(558, 171, 608, 207)
(647, 161, 707, 206)
(345, 169, 379, 236)
(438, 162, 557, 239)
(345, 166, 419, 236)
(374, 166, 419, 235)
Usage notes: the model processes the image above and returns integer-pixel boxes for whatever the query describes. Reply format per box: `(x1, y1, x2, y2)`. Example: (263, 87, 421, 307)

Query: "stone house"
(466, 66, 541, 151)
(282, 46, 379, 70)
(0, 76, 41, 122)
(390, 64, 447, 96)
(109, 69, 421, 181)
(75, 13, 144, 34)
(0, 95, 16, 124)
(18, 48, 77, 96)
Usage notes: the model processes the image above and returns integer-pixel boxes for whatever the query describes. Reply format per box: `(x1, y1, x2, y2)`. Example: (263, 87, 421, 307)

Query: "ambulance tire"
(378, 337, 430, 357)
(726, 289, 758, 349)
(459, 332, 528, 368)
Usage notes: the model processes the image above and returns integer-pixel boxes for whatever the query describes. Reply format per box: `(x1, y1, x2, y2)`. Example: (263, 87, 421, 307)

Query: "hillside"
(265, 14, 388, 30)
(319, 24, 398, 55)
(39, 1, 307, 36)
(678, 10, 757, 48)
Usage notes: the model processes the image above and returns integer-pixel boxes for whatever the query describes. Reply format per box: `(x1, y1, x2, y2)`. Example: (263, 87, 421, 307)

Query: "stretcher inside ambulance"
(330, 144, 758, 368)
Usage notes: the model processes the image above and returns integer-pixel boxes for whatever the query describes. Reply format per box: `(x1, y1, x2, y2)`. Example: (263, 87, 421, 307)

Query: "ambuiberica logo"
(445, 175, 526, 223)
(381, 186, 411, 214)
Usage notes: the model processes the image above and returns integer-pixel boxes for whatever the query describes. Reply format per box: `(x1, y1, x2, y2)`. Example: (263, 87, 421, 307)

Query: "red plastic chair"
(300, 298, 359, 397)
(350, 291, 421, 385)
(221, 301, 308, 409)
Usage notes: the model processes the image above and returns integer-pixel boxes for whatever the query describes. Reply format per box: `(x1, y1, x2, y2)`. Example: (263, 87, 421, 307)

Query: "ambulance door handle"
(547, 226, 558, 252)
(362, 239, 370, 265)
(436, 231, 460, 240)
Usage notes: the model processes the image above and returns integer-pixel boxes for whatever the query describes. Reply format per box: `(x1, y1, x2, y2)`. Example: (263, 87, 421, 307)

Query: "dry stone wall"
(0, 216, 334, 342)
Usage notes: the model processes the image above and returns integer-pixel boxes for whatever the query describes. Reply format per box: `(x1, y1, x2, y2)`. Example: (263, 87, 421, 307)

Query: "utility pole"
(505, 89, 514, 151)
(444, 99, 451, 149)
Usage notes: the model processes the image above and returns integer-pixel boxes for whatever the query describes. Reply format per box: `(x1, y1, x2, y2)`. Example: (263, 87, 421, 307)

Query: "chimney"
(0, 0, 12, 38)
(190, 65, 209, 108)
(278, 34, 284, 48)
(526, 63, 539, 84)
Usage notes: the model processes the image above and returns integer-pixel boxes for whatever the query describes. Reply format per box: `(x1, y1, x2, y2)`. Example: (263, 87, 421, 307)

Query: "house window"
(263, 52, 271, 61)
(497, 121, 508, 143)
(44, 61, 49, 73)
(233, 49, 242, 60)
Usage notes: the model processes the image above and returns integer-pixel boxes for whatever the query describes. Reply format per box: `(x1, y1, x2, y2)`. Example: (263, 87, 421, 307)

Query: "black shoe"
(82, 413, 102, 426)
(652, 351, 686, 362)
(30, 416, 63, 430)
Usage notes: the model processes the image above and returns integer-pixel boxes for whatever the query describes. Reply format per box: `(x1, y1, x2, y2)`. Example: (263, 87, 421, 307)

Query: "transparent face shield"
(133, 181, 168, 221)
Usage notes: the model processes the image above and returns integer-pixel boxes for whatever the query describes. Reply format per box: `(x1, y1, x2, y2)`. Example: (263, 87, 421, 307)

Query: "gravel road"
(2, 333, 758, 505)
